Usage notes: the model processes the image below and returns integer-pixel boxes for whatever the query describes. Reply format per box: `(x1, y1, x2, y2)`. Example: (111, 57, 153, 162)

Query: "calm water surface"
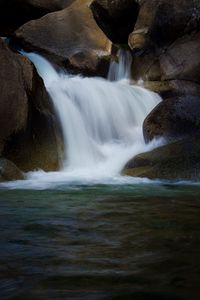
(0, 183, 200, 300)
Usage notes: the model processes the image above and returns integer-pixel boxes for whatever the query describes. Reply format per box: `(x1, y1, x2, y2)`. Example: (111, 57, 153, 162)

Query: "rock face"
(143, 95, 200, 142)
(124, 136, 200, 181)
(90, 0, 139, 44)
(129, 0, 200, 97)
(13, 0, 111, 76)
(0, 0, 74, 35)
(125, 0, 200, 181)
(0, 38, 62, 172)
(0, 158, 24, 182)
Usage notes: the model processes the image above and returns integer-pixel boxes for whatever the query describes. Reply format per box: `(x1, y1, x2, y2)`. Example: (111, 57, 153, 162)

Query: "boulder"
(144, 80, 200, 100)
(129, 0, 200, 52)
(160, 32, 200, 83)
(128, 0, 200, 96)
(13, 0, 112, 76)
(0, 158, 24, 181)
(90, 0, 139, 44)
(0, 0, 74, 36)
(0, 38, 63, 172)
(143, 95, 200, 142)
(123, 136, 200, 181)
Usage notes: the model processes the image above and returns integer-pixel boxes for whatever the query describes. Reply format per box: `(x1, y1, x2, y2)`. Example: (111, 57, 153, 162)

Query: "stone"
(129, 0, 200, 52)
(143, 95, 200, 142)
(128, 0, 200, 95)
(0, 158, 24, 181)
(0, 38, 63, 172)
(90, 0, 139, 44)
(13, 0, 111, 76)
(123, 136, 200, 181)
(0, 0, 74, 35)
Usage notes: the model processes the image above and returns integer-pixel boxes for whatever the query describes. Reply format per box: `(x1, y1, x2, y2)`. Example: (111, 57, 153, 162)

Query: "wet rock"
(0, 158, 24, 181)
(123, 136, 200, 181)
(160, 32, 200, 83)
(144, 80, 200, 100)
(143, 95, 200, 142)
(0, 38, 62, 172)
(129, 0, 200, 52)
(13, 0, 111, 76)
(0, 0, 74, 36)
(90, 0, 139, 44)
(128, 0, 200, 93)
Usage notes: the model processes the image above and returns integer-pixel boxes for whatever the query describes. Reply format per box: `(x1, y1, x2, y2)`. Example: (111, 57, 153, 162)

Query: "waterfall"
(17, 51, 161, 186)
(107, 49, 132, 82)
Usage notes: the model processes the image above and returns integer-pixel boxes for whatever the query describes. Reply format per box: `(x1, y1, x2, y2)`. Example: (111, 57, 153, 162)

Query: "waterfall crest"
(18, 51, 161, 186)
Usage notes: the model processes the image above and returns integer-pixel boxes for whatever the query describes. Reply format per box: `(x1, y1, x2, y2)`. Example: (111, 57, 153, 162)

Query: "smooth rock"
(13, 0, 111, 76)
(0, 38, 63, 172)
(90, 0, 139, 44)
(128, 0, 200, 90)
(0, 158, 24, 181)
(129, 0, 200, 51)
(143, 95, 200, 142)
(124, 136, 200, 181)
(0, 0, 74, 36)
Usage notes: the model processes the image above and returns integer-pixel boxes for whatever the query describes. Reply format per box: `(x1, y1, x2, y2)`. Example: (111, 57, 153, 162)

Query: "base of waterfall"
(15, 53, 161, 185)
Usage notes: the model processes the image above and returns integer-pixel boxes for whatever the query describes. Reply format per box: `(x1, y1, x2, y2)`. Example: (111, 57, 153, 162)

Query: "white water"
(1, 50, 162, 189)
(108, 49, 132, 82)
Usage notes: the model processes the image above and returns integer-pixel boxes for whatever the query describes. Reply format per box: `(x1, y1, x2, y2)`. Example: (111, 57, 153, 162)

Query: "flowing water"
(7, 49, 161, 188)
(0, 50, 200, 300)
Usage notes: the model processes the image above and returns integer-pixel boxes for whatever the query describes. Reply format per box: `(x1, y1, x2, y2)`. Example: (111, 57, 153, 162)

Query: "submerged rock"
(124, 136, 200, 181)
(13, 0, 111, 76)
(0, 158, 24, 181)
(0, 0, 74, 36)
(90, 0, 139, 44)
(143, 95, 200, 142)
(0, 38, 63, 172)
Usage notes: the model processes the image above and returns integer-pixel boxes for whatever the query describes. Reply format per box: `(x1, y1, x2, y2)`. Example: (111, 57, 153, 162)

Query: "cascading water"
(4, 50, 161, 188)
(107, 49, 132, 82)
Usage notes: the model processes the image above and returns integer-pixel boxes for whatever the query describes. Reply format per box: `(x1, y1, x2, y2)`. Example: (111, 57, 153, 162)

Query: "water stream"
(4, 49, 161, 189)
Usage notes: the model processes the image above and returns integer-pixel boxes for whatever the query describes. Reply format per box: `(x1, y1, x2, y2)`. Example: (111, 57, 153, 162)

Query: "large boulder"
(129, 0, 200, 52)
(123, 136, 200, 181)
(0, 158, 24, 182)
(0, 38, 62, 172)
(12, 0, 112, 76)
(160, 32, 200, 83)
(0, 0, 74, 36)
(90, 0, 139, 44)
(129, 0, 200, 98)
(143, 95, 200, 142)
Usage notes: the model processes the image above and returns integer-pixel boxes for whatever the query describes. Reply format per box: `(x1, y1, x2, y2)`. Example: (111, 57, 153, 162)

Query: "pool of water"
(0, 183, 200, 299)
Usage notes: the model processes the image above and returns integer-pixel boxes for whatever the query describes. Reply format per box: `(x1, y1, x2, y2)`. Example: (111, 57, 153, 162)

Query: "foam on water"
(0, 50, 162, 189)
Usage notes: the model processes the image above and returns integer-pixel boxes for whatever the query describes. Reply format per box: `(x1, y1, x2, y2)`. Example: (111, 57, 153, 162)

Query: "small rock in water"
(0, 158, 24, 181)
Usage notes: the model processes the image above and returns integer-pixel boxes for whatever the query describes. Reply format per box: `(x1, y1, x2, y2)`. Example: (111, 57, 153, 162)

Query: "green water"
(0, 184, 200, 300)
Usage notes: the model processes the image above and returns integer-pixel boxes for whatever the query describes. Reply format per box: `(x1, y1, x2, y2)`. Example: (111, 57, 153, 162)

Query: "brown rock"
(0, 38, 63, 172)
(143, 95, 200, 142)
(160, 32, 200, 83)
(0, 0, 74, 36)
(129, 0, 200, 52)
(0, 158, 24, 181)
(0, 38, 29, 153)
(123, 136, 200, 181)
(90, 0, 139, 44)
(144, 80, 200, 99)
(13, 0, 111, 76)
(128, 0, 200, 90)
